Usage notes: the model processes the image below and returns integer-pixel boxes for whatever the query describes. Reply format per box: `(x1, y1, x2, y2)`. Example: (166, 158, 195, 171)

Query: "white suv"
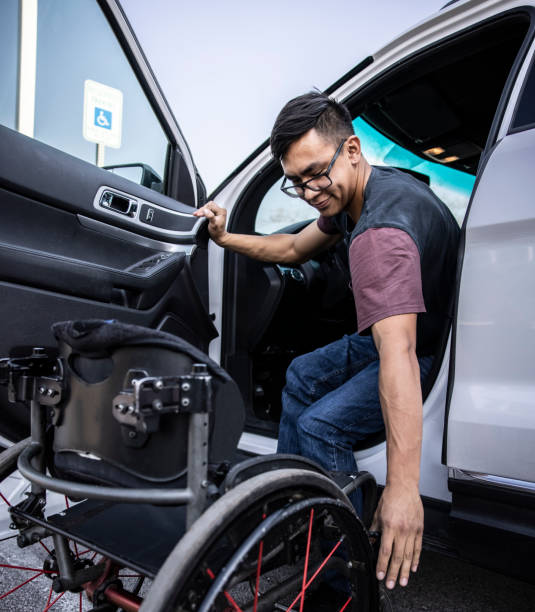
(0, 0, 533, 584)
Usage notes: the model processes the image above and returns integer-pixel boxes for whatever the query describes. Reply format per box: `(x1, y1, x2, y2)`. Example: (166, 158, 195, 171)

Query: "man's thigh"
(297, 358, 384, 446)
(298, 352, 435, 445)
(286, 332, 379, 402)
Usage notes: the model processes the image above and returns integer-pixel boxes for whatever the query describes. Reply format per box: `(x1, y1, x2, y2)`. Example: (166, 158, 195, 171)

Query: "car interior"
(222, 12, 531, 443)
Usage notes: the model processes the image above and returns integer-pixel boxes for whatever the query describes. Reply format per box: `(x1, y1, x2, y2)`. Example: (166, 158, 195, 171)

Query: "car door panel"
(0, 126, 201, 238)
(0, 240, 185, 305)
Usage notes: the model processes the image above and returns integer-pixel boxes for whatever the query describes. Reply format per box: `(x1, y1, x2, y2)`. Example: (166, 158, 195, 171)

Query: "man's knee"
(296, 411, 324, 441)
(285, 352, 317, 397)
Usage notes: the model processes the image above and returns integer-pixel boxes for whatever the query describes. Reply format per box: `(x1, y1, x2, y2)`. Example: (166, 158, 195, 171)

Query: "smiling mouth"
(315, 196, 330, 211)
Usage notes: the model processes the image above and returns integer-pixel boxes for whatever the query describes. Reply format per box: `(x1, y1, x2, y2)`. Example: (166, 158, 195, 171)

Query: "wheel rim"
(176, 497, 375, 612)
(141, 469, 377, 612)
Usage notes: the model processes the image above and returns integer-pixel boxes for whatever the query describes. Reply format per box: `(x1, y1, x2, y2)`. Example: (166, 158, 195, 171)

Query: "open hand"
(193, 201, 228, 245)
(370, 483, 423, 590)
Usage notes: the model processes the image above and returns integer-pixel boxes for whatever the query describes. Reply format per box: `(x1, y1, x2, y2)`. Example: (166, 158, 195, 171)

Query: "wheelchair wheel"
(0, 440, 147, 610)
(141, 468, 379, 611)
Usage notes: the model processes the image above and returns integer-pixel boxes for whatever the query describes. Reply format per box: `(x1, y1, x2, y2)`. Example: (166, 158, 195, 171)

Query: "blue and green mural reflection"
(354, 117, 475, 225)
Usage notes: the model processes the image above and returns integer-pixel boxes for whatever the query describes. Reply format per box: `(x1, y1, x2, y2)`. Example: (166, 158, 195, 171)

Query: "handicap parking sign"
(94, 107, 112, 130)
(83, 80, 123, 148)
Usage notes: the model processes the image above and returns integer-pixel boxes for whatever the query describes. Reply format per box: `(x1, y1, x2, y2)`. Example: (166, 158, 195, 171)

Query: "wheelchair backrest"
(50, 320, 245, 487)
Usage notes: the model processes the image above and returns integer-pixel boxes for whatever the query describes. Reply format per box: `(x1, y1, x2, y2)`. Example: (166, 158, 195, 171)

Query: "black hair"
(270, 91, 354, 161)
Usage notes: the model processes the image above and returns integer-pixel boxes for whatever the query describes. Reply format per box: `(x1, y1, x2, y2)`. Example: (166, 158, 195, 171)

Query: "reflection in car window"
(255, 177, 319, 234)
(0, 0, 19, 130)
(354, 117, 475, 225)
(0, 0, 169, 194)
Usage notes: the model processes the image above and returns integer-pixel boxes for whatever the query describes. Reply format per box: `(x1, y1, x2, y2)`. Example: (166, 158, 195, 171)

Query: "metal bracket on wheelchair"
(0, 348, 63, 406)
(112, 363, 212, 434)
(9, 491, 46, 533)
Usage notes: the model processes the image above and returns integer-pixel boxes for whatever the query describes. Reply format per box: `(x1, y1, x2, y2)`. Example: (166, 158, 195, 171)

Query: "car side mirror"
(103, 163, 163, 193)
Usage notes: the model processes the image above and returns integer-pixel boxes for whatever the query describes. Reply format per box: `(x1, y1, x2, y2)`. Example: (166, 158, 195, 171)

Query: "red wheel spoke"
(206, 567, 244, 612)
(39, 541, 52, 554)
(222, 590, 243, 612)
(253, 539, 264, 612)
(46, 585, 53, 606)
(0, 491, 11, 506)
(285, 535, 344, 612)
(42, 590, 65, 611)
(0, 562, 53, 573)
(0, 570, 44, 600)
(79, 591, 83, 612)
(339, 596, 353, 612)
(303, 538, 342, 590)
(297, 508, 314, 612)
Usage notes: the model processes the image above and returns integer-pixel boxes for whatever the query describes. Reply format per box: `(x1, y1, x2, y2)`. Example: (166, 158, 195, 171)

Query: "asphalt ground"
(386, 549, 535, 611)
(1, 535, 535, 610)
(1, 471, 535, 610)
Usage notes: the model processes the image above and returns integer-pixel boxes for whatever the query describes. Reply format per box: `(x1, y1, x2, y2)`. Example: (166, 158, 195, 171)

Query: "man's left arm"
(370, 313, 423, 590)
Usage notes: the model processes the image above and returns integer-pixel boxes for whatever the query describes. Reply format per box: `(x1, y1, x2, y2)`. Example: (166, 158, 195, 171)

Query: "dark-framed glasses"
(280, 139, 346, 198)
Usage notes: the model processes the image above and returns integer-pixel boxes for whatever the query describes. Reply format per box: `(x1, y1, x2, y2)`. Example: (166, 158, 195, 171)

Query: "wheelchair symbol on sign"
(94, 107, 112, 130)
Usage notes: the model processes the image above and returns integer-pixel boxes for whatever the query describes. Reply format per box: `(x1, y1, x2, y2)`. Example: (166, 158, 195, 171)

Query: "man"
(194, 92, 460, 591)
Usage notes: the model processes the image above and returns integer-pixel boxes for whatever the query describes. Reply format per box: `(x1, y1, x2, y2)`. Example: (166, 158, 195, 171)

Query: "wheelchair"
(0, 320, 382, 611)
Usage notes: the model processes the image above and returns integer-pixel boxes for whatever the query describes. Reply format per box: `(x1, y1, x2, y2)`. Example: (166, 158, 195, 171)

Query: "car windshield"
(354, 117, 475, 226)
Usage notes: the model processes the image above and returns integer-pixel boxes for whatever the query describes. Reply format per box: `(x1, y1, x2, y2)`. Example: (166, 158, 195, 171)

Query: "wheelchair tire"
(141, 468, 379, 611)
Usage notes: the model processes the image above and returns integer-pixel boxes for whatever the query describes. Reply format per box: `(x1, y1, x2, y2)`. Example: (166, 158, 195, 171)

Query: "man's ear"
(346, 135, 362, 165)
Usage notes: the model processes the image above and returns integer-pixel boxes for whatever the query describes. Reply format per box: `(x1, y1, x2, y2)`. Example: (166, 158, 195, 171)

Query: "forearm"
(194, 203, 338, 264)
(370, 315, 424, 587)
(378, 346, 422, 488)
(217, 232, 305, 264)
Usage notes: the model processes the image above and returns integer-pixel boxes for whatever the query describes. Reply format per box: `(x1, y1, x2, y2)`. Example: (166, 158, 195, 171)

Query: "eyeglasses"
(280, 139, 346, 199)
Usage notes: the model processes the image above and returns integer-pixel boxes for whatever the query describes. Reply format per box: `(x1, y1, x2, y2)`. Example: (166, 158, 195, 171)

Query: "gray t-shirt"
(317, 165, 460, 354)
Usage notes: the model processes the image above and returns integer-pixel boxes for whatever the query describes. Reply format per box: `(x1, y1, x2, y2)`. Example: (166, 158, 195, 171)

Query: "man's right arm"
(193, 201, 339, 264)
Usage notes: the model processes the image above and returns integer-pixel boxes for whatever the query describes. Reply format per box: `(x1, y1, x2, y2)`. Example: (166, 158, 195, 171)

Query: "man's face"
(281, 128, 359, 216)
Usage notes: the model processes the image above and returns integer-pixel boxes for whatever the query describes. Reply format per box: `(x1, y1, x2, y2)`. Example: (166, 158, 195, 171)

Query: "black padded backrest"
(50, 320, 245, 486)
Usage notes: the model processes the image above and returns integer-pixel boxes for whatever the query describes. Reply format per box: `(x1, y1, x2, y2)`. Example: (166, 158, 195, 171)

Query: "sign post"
(83, 80, 123, 166)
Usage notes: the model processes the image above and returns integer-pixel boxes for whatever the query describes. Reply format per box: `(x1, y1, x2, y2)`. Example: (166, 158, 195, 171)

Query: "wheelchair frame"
(0, 346, 381, 611)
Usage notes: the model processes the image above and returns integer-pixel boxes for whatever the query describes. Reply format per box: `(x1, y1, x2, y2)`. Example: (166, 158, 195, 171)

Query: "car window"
(0, 0, 170, 195)
(254, 115, 474, 234)
(354, 117, 475, 226)
(255, 177, 319, 234)
(0, 0, 19, 130)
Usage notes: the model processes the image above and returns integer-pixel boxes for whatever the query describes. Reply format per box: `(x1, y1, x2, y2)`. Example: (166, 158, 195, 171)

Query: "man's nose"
(302, 185, 320, 202)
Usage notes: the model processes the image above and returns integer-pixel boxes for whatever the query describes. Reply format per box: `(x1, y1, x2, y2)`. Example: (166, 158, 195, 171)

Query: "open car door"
(0, 0, 215, 443)
(446, 32, 535, 571)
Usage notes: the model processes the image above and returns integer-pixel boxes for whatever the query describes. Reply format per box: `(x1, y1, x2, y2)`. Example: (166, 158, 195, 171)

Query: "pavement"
(387, 549, 535, 611)
(1, 470, 535, 610)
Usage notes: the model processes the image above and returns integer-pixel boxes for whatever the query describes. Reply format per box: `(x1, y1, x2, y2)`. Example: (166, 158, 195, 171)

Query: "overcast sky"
(121, 0, 446, 193)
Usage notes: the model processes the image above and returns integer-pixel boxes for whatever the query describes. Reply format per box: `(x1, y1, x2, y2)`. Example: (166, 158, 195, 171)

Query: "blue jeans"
(277, 333, 433, 512)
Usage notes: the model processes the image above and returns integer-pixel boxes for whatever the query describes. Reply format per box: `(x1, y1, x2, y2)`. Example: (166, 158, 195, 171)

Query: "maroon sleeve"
(316, 215, 340, 235)
(349, 228, 426, 333)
